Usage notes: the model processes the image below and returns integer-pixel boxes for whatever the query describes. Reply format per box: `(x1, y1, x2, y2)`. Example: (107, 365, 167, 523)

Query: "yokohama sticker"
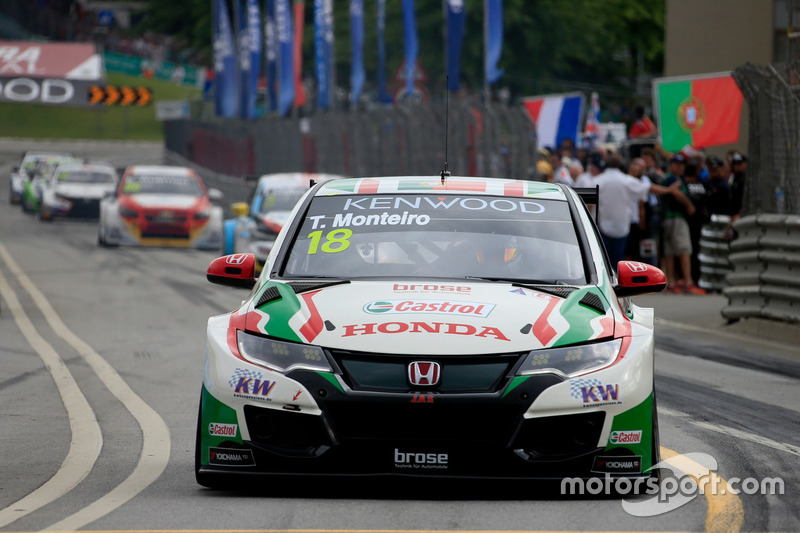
(591, 455, 641, 474)
(208, 447, 256, 466)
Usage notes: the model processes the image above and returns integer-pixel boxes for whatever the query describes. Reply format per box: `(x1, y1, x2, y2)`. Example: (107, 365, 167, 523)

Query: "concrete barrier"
(722, 214, 800, 323)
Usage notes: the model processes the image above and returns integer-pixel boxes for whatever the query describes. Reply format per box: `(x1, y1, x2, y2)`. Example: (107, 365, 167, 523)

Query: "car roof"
(126, 165, 195, 176)
(314, 176, 570, 200)
(56, 163, 115, 172)
(257, 172, 344, 188)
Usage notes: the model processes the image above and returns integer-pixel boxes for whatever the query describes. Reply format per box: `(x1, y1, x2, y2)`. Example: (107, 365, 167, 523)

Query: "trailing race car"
(38, 162, 118, 221)
(221, 172, 345, 267)
(98, 165, 223, 249)
(10, 151, 75, 206)
(19, 153, 83, 212)
(196, 175, 666, 487)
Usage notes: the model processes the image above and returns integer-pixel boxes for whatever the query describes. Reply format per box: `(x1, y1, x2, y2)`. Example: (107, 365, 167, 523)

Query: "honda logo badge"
(226, 253, 248, 265)
(408, 361, 441, 387)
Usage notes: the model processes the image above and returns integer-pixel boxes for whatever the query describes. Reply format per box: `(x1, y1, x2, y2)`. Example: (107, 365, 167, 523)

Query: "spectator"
(566, 159, 584, 185)
(726, 152, 748, 240)
(629, 105, 657, 139)
(549, 150, 573, 186)
(683, 159, 710, 285)
(660, 154, 704, 294)
(531, 148, 553, 182)
(623, 158, 650, 262)
(595, 153, 683, 268)
(706, 156, 732, 217)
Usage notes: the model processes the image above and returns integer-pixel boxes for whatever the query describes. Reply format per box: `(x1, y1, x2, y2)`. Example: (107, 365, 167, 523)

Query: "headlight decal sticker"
(531, 296, 561, 345)
(291, 290, 324, 343)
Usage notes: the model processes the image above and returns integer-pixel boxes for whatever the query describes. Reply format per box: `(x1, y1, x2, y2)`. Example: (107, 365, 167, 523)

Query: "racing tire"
(97, 228, 117, 248)
(38, 208, 52, 222)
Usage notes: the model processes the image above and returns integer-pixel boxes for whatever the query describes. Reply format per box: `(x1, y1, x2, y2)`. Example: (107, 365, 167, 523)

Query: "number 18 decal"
(307, 229, 352, 254)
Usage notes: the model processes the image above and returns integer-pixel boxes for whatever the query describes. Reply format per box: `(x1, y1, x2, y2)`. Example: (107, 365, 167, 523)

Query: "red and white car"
(98, 165, 223, 249)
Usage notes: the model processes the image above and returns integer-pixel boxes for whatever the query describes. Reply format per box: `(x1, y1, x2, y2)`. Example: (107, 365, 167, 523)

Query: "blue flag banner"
(265, 0, 277, 112)
(244, 0, 262, 119)
(314, 0, 333, 109)
(275, 0, 294, 116)
(402, 0, 418, 97)
(445, 0, 465, 91)
(213, 0, 238, 118)
(485, 0, 503, 85)
(237, 0, 250, 119)
(376, 0, 390, 103)
(350, 0, 364, 107)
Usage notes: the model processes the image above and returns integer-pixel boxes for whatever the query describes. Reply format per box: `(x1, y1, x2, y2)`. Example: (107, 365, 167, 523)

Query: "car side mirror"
(208, 188, 224, 202)
(207, 253, 257, 289)
(613, 261, 666, 297)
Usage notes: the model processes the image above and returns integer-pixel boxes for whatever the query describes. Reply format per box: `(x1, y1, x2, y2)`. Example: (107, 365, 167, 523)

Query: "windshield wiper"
(464, 276, 565, 285)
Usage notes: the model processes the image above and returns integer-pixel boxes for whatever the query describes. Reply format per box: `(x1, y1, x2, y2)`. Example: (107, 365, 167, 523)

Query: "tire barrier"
(721, 214, 800, 323)
(698, 214, 733, 293)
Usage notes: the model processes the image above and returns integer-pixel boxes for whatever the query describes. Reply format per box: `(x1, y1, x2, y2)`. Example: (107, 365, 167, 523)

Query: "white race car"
(221, 173, 345, 267)
(10, 151, 75, 206)
(38, 162, 118, 221)
(98, 165, 223, 249)
(197, 176, 666, 487)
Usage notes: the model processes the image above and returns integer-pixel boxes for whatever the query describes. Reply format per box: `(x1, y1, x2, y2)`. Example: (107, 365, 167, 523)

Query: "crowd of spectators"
(530, 138, 748, 295)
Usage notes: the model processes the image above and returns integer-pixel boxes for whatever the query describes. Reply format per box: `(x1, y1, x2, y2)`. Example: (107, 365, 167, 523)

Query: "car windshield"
(122, 174, 203, 196)
(282, 194, 587, 284)
(57, 170, 116, 184)
(254, 188, 306, 215)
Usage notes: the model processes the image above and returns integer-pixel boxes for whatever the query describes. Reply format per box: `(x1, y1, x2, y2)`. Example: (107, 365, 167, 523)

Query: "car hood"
(53, 182, 115, 199)
(239, 280, 620, 355)
(257, 210, 292, 233)
(128, 194, 201, 209)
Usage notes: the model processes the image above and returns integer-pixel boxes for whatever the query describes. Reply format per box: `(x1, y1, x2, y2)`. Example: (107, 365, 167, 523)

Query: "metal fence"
(733, 61, 800, 216)
(163, 100, 536, 184)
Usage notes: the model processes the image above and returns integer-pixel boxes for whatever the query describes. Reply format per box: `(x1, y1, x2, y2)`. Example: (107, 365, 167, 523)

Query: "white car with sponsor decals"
(196, 175, 667, 486)
(221, 172, 345, 267)
(38, 162, 118, 221)
(9, 151, 76, 206)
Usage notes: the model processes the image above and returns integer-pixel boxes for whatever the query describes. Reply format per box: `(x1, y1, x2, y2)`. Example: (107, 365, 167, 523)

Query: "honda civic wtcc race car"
(38, 162, 118, 221)
(98, 165, 223, 249)
(221, 172, 345, 267)
(10, 151, 76, 206)
(196, 175, 666, 487)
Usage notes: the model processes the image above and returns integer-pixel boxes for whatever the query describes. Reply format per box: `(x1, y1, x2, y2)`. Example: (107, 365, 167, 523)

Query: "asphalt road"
(0, 140, 798, 533)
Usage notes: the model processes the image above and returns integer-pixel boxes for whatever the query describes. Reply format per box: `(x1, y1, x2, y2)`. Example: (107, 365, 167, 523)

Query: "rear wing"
(572, 186, 599, 225)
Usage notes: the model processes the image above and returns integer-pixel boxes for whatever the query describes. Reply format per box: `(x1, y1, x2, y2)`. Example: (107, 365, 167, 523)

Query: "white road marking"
(0, 266, 102, 528)
(0, 243, 171, 531)
(658, 406, 800, 457)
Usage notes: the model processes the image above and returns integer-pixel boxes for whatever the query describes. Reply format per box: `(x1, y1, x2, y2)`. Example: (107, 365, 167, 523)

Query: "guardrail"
(721, 214, 800, 323)
(698, 214, 733, 293)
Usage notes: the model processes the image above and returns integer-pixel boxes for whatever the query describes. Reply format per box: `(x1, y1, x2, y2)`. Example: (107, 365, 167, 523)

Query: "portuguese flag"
(653, 73, 744, 152)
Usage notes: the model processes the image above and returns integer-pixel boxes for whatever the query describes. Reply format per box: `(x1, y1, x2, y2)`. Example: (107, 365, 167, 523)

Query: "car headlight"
(194, 208, 211, 220)
(119, 206, 138, 218)
(237, 330, 332, 373)
(516, 338, 621, 379)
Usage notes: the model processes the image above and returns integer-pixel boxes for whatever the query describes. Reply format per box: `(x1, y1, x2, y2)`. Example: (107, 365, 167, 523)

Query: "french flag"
(522, 93, 585, 150)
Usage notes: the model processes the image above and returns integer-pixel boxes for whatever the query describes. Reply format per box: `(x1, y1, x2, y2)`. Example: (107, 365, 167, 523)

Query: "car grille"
(141, 208, 190, 237)
(323, 400, 523, 444)
(331, 349, 522, 393)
